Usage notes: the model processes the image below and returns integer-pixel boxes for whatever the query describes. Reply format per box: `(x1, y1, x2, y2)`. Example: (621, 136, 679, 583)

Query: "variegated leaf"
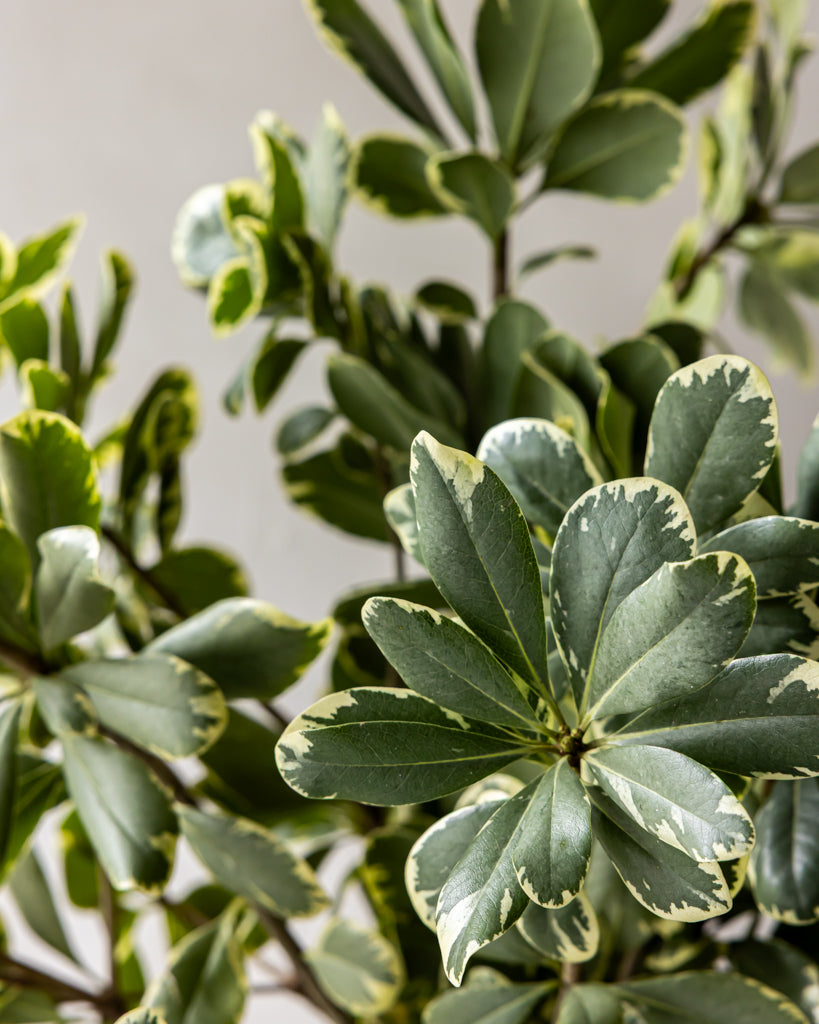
(516, 893, 599, 963)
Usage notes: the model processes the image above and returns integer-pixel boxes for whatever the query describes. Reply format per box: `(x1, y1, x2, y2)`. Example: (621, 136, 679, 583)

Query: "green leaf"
(480, 299, 549, 427)
(0, 300, 49, 367)
(1, 753, 65, 881)
(416, 280, 478, 323)
(590, 0, 671, 76)
(9, 846, 77, 963)
(616, 971, 810, 1024)
(407, 799, 505, 929)
(171, 185, 240, 287)
(63, 654, 226, 760)
(147, 547, 247, 617)
(557, 983, 623, 1024)
(178, 806, 328, 918)
(749, 780, 819, 924)
(411, 432, 548, 689)
(33, 675, 95, 738)
(741, 592, 819, 658)
(730, 938, 819, 1024)
(277, 405, 335, 455)
(276, 687, 530, 804)
(428, 153, 515, 240)
(305, 103, 350, 249)
(307, 917, 404, 1017)
(3, 217, 83, 305)
(362, 597, 537, 728)
(610, 654, 819, 780)
(19, 359, 69, 413)
(396, 0, 477, 140)
(423, 971, 553, 1024)
(793, 414, 819, 521)
(304, 0, 443, 139)
(512, 760, 592, 907)
(743, 229, 819, 302)
(436, 785, 534, 985)
(60, 810, 99, 908)
(544, 90, 687, 202)
(61, 735, 177, 892)
(584, 745, 753, 861)
(739, 264, 813, 380)
(628, 1, 757, 105)
(145, 910, 246, 1024)
(90, 250, 135, 379)
(34, 526, 114, 650)
(596, 373, 635, 478)
(478, 418, 603, 539)
(550, 479, 696, 712)
(583, 551, 755, 722)
(515, 351, 591, 450)
(0, 989, 61, 1023)
(250, 334, 307, 413)
(249, 115, 305, 232)
(148, 597, 332, 701)
(206, 245, 265, 336)
(0, 702, 21, 873)
(518, 245, 596, 284)
(115, 1011, 168, 1024)
(590, 790, 732, 922)
(516, 893, 599, 963)
(701, 516, 819, 597)
(0, 523, 34, 650)
(354, 134, 446, 217)
(598, 336, 679, 446)
(476, 0, 600, 169)
(328, 352, 462, 450)
(0, 411, 101, 564)
(780, 142, 819, 204)
(282, 441, 390, 541)
(645, 356, 778, 534)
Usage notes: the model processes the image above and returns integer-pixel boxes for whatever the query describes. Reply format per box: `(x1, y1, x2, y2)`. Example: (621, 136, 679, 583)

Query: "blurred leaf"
(0, 300, 49, 368)
(147, 547, 247, 617)
(9, 846, 77, 963)
(90, 250, 135, 380)
(19, 360, 69, 413)
(250, 333, 307, 413)
(1, 217, 83, 308)
(171, 185, 240, 287)
(249, 115, 305, 232)
(354, 135, 446, 217)
(1, 753, 65, 881)
(0, 702, 22, 871)
(781, 142, 819, 204)
(424, 970, 553, 1024)
(480, 299, 549, 427)
(60, 810, 99, 908)
(793, 414, 819, 520)
(305, 0, 444, 139)
(590, 0, 671, 77)
(276, 405, 335, 455)
(415, 280, 477, 323)
(428, 152, 515, 240)
(739, 264, 813, 380)
(518, 245, 596, 284)
(0, 524, 34, 651)
(305, 103, 350, 249)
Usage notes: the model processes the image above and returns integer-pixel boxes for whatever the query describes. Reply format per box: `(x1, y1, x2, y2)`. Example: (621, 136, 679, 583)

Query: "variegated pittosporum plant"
(173, 0, 819, 705)
(279, 353, 819, 1020)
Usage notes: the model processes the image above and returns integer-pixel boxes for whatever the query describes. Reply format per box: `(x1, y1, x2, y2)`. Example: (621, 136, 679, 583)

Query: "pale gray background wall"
(1, 2, 818, 1021)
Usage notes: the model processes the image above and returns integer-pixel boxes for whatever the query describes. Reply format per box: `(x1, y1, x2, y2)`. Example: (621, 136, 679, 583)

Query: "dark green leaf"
(147, 547, 247, 617)
(428, 152, 515, 240)
(148, 597, 332, 701)
(0, 411, 101, 563)
(645, 355, 778, 534)
(250, 334, 307, 413)
(363, 597, 537, 728)
(354, 135, 446, 217)
(781, 142, 819, 204)
(415, 281, 478, 323)
(476, 0, 600, 169)
(556, 983, 623, 1024)
(730, 938, 819, 1024)
(514, 351, 591, 450)
(61, 735, 177, 892)
(480, 299, 549, 427)
(9, 846, 77, 963)
(612, 654, 819, 779)
(590, 0, 671, 76)
(305, 0, 443, 138)
(628, 1, 757, 105)
(249, 115, 305, 232)
(424, 971, 553, 1024)
(544, 90, 687, 202)
(0, 703, 22, 869)
(0, 523, 34, 650)
(701, 516, 819, 597)
(741, 594, 819, 658)
(276, 405, 335, 455)
(516, 893, 599, 962)
(793, 414, 819, 521)
(598, 336, 679, 446)
(2, 753, 65, 881)
(276, 687, 530, 804)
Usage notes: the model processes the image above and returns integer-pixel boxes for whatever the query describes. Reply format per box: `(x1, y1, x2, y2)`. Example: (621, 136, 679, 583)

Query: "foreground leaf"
(516, 893, 599, 963)
(63, 654, 226, 760)
(276, 688, 530, 804)
(411, 432, 548, 689)
(61, 735, 177, 892)
(701, 516, 819, 597)
(749, 780, 819, 924)
(148, 598, 332, 700)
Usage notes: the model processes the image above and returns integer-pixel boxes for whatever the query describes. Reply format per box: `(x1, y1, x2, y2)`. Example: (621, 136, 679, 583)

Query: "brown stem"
(258, 700, 292, 732)
(0, 640, 47, 680)
(98, 868, 127, 1022)
(673, 199, 766, 301)
(101, 524, 187, 619)
(552, 962, 581, 1020)
(257, 912, 352, 1024)
(0, 952, 119, 1014)
(493, 229, 510, 301)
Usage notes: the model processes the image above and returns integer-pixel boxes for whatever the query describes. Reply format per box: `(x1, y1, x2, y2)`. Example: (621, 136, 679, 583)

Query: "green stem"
(552, 962, 582, 1020)
(673, 199, 766, 301)
(493, 229, 510, 301)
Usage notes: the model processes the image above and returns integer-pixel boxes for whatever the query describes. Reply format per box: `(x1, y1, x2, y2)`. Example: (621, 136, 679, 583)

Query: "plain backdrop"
(1, 2, 819, 1021)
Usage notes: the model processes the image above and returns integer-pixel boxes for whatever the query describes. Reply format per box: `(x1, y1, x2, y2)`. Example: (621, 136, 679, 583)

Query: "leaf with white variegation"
(307, 917, 404, 1017)
(34, 527, 113, 650)
(645, 356, 778, 533)
(423, 969, 554, 1024)
(411, 432, 548, 691)
(701, 516, 819, 597)
(476, 0, 600, 169)
(436, 785, 533, 985)
(517, 894, 599, 963)
(741, 594, 819, 659)
(363, 598, 537, 729)
(583, 551, 755, 721)
(590, 790, 732, 922)
(478, 418, 603, 539)
(276, 688, 530, 805)
(749, 780, 819, 924)
(406, 800, 505, 930)
(550, 479, 696, 711)
(611, 654, 819, 779)
(583, 745, 754, 861)
(62, 655, 226, 760)
(115, 1012, 168, 1024)
(383, 483, 422, 564)
(178, 806, 328, 918)
(512, 759, 591, 908)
